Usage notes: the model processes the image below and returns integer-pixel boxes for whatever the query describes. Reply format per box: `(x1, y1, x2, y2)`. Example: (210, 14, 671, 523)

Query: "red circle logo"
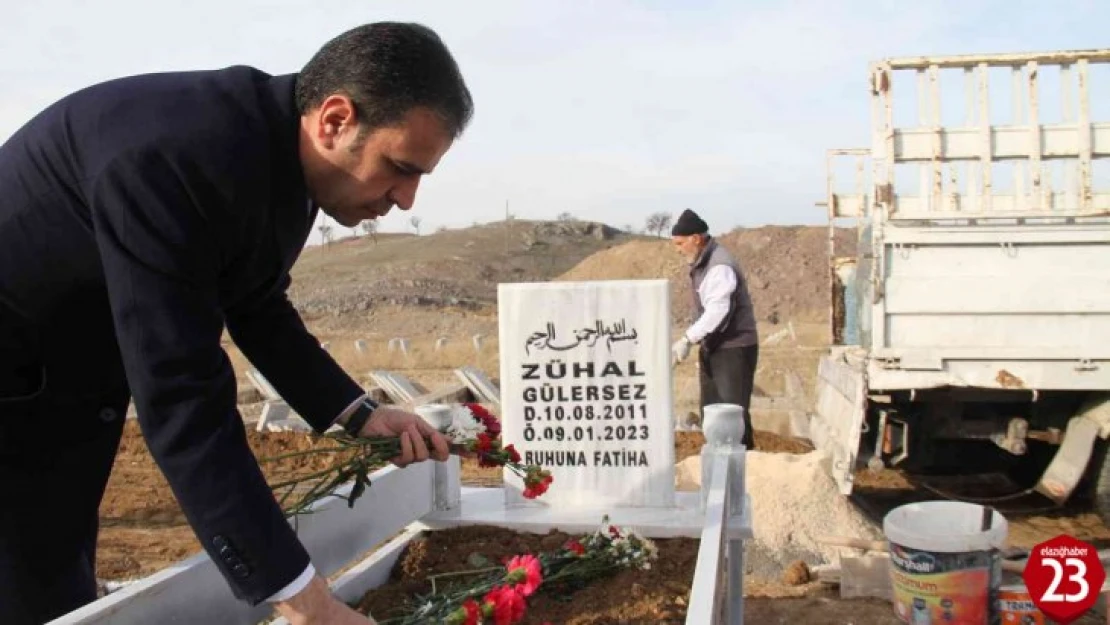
(1022, 534, 1105, 624)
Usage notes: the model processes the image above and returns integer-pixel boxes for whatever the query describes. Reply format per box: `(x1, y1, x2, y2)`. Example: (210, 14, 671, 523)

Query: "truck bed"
(858, 221, 1110, 392)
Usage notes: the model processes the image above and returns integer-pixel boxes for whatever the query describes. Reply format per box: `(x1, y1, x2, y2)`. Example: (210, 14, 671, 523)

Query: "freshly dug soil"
(357, 433, 814, 624)
(355, 524, 699, 624)
(97, 424, 808, 581)
(352, 525, 1110, 625)
(98, 420, 376, 579)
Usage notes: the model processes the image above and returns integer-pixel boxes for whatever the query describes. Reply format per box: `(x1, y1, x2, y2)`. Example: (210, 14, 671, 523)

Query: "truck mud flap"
(808, 354, 868, 495)
(1035, 402, 1109, 505)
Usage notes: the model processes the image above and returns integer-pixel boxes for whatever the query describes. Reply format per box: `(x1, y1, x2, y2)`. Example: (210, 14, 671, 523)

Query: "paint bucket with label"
(996, 584, 1044, 624)
(884, 501, 1009, 624)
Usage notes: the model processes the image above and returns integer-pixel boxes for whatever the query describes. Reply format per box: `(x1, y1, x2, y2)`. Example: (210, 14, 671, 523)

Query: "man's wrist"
(337, 396, 378, 437)
(272, 574, 336, 624)
(333, 393, 367, 427)
(266, 563, 317, 603)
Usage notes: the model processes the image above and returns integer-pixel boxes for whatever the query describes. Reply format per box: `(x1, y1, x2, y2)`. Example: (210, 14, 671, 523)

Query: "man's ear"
(315, 95, 358, 147)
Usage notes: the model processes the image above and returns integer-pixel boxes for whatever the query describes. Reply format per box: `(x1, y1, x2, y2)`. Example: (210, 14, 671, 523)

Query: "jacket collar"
(262, 73, 316, 266)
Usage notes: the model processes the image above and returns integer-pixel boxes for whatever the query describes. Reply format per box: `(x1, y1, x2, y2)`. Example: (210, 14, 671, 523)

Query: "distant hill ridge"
(288, 219, 856, 325)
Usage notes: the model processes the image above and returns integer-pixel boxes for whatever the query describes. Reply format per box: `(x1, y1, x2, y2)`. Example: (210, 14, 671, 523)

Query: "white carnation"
(444, 404, 485, 444)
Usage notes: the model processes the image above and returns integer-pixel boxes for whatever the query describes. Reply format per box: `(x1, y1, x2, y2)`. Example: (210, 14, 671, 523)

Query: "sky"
(2, 0, 1108, 244)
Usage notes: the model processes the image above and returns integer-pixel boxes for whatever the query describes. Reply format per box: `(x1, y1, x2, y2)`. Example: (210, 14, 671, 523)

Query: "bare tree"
(410, 215, 422, 235)
(556, 211, 574, 222)
(657, 213, 672, 236)
(644, 212, 672, 237)
(317, 220, 334, 246)
(359, 219, 378, 243)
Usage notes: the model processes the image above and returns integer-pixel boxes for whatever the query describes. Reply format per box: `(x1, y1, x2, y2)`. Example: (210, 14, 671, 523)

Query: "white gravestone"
(498, 279, 675, 509)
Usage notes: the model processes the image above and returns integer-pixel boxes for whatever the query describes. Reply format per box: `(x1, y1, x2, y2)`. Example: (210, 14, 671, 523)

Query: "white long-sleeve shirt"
(684, 264, 737, 343)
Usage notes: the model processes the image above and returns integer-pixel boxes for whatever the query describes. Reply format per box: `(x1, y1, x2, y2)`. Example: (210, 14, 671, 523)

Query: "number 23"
(1041, 557, 1089, 602)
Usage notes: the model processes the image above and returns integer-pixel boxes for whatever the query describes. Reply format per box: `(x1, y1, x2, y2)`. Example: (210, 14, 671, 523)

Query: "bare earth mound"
(286, 220, 639, 332)
(283, 220, 856, 329)
(558, 225, 858, 325)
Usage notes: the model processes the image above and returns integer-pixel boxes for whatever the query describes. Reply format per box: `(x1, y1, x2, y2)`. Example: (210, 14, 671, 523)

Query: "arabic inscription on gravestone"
(497, 280, 676, 508)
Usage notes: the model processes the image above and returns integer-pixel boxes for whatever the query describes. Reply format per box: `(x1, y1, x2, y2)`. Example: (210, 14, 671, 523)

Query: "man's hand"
(275, 575, 378, 625)
(672, 336, 692, 364)
(358, 406, 451, 466)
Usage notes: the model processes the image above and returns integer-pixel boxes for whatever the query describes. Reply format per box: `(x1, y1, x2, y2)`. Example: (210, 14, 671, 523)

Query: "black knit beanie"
(671, 209, 709, 236)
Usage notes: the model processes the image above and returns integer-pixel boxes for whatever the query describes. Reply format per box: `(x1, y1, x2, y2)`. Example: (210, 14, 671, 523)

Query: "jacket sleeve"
(224, 273, 366, 433)
(88, 147, 312, 605)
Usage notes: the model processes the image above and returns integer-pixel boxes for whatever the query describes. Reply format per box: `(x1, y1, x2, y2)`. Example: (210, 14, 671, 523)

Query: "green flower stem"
(427, 565, 505, 596)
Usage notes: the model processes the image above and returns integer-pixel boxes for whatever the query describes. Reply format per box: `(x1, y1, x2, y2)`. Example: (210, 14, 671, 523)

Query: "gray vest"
(689, 238, 758, 351)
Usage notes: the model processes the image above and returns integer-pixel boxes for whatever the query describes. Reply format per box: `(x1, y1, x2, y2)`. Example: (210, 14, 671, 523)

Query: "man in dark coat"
(670, 209, 760, 449)
(0, 22, 470, 625)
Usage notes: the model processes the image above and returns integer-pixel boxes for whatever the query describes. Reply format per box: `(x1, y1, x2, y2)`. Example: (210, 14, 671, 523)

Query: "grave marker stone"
(498, 279, 675, 508)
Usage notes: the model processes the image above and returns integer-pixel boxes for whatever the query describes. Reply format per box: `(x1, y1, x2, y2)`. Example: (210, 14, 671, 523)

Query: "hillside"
(558, 225, 859, 324)
(287, 219, 639, 330)
(284, 219, 856, 333)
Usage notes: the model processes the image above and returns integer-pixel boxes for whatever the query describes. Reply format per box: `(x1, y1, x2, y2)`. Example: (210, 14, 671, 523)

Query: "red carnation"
(522, 467, 553, 499)
(466, 402, 501, 437)
(462, 599, 481, 625)
(482, 585, 526, 625)
(446, 598, 483, 625)
(505, 554, 543, 597)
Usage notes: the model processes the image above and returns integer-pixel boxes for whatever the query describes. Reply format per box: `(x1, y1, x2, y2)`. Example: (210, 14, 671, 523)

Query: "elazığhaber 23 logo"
(1022, 534, 1106, 625)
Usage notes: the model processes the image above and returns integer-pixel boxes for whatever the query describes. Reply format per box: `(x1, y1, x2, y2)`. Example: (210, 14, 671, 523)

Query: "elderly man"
(670, 209, 759, 449)
(0, 22, 470, 625)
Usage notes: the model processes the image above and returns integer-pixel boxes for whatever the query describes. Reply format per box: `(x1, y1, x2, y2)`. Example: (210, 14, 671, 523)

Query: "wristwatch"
(339, 396, 379, 438)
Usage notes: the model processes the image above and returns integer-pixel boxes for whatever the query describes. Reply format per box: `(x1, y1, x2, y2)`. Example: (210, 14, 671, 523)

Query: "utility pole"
(504, 199, 510, 256)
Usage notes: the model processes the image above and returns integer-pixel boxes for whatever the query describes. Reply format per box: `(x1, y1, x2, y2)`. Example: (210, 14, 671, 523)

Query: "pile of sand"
(676, 449, 881, 564)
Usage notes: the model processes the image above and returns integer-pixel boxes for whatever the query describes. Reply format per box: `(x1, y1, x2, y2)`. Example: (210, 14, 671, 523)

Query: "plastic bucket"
(883, 501, 1008, 624)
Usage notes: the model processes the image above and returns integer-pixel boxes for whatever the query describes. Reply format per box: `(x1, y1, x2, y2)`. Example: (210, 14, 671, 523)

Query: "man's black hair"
(295, 22, 474, 139)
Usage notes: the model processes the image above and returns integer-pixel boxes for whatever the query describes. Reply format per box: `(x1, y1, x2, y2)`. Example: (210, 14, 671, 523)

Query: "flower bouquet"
(263, 402, 552, 517)
(377, 517, 659, 625)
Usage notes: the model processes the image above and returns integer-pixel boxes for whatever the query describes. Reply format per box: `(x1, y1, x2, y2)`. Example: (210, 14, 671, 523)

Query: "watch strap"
(342, 397, 378, 437)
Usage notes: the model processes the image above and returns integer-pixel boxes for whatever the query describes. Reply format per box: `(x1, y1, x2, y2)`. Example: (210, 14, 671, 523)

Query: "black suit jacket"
(0, 66, 365, 604)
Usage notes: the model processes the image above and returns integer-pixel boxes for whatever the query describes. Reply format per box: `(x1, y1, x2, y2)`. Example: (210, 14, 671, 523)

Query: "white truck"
(808, 48, 1110, 520)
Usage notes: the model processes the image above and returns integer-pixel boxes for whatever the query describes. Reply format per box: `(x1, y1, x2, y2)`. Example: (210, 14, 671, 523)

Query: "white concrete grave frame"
(49, 403, 751, 625)
(247, 368, 313, 433)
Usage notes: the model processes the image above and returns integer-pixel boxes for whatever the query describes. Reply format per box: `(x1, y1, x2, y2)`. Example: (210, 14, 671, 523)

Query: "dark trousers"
(699, 343, 759, 449)
(0, 378, 127, 624)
